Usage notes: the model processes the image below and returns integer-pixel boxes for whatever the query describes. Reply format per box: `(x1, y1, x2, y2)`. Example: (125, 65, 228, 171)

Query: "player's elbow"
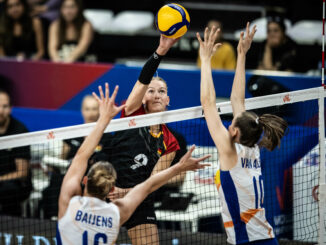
(123, 104, 134, 116)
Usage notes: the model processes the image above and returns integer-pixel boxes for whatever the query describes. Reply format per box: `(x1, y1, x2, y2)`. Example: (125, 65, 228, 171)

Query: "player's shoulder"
(162, 124, 174, 139)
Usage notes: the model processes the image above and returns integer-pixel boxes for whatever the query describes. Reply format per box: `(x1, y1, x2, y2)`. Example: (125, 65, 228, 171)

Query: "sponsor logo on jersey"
(131, 154, 148, 170)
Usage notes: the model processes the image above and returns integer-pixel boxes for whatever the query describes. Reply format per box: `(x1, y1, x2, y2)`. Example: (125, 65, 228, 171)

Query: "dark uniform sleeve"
(167, 128, 188, 166)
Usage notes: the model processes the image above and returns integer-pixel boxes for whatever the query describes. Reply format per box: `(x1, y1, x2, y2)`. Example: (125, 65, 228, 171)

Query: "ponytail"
(235, 111, 287, 150)
(258, 114, 288, 151)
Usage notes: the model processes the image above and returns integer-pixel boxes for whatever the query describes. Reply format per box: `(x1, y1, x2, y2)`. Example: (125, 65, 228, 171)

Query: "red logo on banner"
(283, 94, 291, 103)
(128, 119, 136, 127)
(47, 131, 55, 139)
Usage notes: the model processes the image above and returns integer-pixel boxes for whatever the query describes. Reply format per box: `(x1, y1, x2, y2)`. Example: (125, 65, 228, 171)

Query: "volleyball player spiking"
(105, 35, 181, 245)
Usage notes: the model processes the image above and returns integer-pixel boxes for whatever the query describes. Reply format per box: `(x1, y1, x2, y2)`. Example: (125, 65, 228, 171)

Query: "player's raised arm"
(124, 35, 179, 116)
(58, 83, 125, 219)
(198, 27, 233, 157)
(230, 22, 257, 117)
(114, 145, 211, 225)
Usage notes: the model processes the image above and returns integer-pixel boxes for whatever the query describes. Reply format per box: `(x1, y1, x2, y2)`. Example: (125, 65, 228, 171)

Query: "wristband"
(138, 52, 163, 85)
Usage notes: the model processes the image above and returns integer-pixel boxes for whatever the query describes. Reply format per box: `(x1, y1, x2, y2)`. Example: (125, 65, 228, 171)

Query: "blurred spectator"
(62, 95, 103, 159)
(28, 0, 62, 59)
(40, 95, 111, 219)
(197, 20, 236, 70)
(0, 88, 32, 216)
(0, 0, 4, 14)
(0, 0, 44, 60)
(257, 16, 298, 72)
(48, 0, 93, 63)
(29, 0, 61, 23)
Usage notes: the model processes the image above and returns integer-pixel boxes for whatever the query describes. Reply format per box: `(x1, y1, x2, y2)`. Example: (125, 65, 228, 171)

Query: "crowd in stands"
(0, 0, 320, 72)
(0, 0, 93, 62)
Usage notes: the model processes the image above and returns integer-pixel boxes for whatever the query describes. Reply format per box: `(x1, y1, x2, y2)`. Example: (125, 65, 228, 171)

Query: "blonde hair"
(86, 161, 116, 199)
(151, 76, 168, 91)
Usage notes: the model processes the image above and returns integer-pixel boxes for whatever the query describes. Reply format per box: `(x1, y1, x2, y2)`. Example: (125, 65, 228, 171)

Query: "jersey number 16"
(83, 231, 107, 245)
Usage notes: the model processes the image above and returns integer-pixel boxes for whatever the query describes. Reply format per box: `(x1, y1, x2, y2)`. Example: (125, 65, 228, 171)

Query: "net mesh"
(0, 88, 324, 245)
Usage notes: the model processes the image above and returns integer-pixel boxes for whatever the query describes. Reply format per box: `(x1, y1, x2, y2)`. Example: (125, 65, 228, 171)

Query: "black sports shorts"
(123, 198, 157, 230)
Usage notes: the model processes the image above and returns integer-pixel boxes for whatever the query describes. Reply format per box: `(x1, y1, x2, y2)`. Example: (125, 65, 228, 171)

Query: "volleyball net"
(0, 87, 325, 245)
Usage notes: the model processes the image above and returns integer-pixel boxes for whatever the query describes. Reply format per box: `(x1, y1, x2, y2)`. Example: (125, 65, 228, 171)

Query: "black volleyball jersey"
(106, 105, 179, 188)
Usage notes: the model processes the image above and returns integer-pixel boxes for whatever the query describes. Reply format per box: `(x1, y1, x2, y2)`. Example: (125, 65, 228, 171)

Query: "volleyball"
(155, 3, 190, 39)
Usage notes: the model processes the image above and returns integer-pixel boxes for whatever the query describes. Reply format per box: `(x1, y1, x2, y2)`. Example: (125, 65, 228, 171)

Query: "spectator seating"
(288, 20, 322, 45)
(84, 9, 114, 34)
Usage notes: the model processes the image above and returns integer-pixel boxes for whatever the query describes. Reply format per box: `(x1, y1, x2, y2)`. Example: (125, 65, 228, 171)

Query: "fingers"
(196, 32, 203, 45)
(110, 85, 119, 104)
(105, 82, 109, 100)
(93, 83, 120, 105)
(212, 43, 222, 53)
(98, 85, 105, 101)
(213, 28, 220, 42)
(208, 25, 216, 42)
(250, 25, 257, 39)
(196, 154, 211, 162)
(92, 91, 100, 102)
(204, 27, 209, 42)
(197, 163, 211, 169)
(183, 145, 196, 160)
(188, 144, 196, 155)
(246, 22, 250, 37)
(239, 31, 244, 42)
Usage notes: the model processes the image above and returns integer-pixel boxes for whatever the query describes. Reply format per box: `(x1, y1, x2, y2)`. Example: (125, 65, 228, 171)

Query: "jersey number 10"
(253, 175, 264, 209)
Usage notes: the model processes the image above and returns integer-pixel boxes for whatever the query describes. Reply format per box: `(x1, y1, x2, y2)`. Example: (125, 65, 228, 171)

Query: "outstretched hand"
(92, 83, 126, 123)
(156, 35, 180, 56)
(237, 22, 257, 55)
(177, 145, 211, 172)
(196, 26, 222, 63)
(107, 187, 128, 201)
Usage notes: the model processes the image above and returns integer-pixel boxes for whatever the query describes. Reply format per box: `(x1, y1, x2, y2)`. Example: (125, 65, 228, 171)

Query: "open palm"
(237, 22, 257, 55)
(92, 83, 126, 124)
